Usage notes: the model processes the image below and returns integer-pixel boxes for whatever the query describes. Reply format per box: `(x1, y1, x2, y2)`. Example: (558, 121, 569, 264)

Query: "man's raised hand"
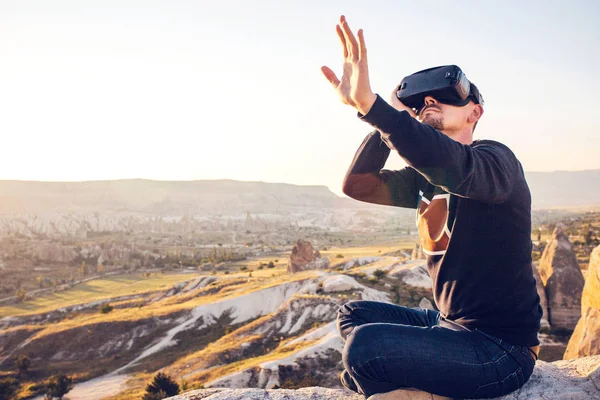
(321, 15, 377, 116)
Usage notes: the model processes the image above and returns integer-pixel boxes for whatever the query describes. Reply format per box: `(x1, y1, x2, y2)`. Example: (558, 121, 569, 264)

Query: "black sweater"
(344, 95, 542, 347)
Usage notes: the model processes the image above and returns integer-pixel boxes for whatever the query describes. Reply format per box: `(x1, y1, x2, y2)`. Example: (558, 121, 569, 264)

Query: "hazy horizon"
(1, 0, 599, 196)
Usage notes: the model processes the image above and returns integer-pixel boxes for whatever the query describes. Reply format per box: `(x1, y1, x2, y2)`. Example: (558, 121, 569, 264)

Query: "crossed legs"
(337, 300, 535, 399)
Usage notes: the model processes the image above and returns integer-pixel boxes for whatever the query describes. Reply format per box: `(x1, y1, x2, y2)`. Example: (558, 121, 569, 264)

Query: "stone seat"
(166, 355, 600, 399)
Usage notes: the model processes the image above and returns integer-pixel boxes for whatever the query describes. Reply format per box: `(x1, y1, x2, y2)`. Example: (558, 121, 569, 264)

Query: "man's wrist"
(356, 93, 378, 116)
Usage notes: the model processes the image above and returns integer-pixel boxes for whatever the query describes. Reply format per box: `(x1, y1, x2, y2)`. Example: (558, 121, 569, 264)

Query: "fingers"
(321, 66, 340, 87)
(339, 16, 359, 61)
(336, 25, 348, 59)
(390, 87, 417, 118)
(357, 29, 367, 61)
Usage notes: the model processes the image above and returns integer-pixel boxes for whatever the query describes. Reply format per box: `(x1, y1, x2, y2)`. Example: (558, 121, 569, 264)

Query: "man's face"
(418, 95, 479, 134)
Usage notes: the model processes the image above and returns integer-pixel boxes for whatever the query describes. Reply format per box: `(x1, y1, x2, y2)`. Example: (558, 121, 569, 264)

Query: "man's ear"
(468, 104, 484, 123)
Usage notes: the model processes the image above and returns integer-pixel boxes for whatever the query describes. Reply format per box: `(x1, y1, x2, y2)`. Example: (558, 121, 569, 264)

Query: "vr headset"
(396, 65, 484, 115)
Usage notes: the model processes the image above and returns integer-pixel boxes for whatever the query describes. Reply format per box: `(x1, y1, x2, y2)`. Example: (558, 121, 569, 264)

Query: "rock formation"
(419, 297, 434, 310)
(388, 262, 432, 289)
(538, 227, 585, 330)
(288, 240, 330, 273)
(411, 243, 424, 260)
(531, 263, 550, 328)
(565, 244, 600, 359)
(166, 355, 600, 399)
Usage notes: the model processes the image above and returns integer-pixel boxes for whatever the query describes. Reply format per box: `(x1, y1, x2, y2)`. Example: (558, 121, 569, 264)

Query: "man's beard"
(421, 114, 444, 130)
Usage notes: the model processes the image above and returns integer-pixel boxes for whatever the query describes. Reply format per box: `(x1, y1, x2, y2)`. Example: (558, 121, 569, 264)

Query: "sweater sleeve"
(342, 130, 419, 209)
(358, 95, 518, 204)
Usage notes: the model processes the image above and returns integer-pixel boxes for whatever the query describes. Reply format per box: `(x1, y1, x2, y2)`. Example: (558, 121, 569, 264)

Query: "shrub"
(16, 354, 31, 376)
(142, 390, 168, 400)
(100, 304, 114, 314)
(335, 254, 344, 258)
(316, 282, 324, 294)
(224, 271, 230, 275)
(373, 269, 387, 280)
(143, 372, 180, 400)
(240, 266, 248, 271)
(267, 261, 275, 269)
(45, 374, 72, 400)
(15, 288, 27, 303)
(180, 380, 189, 392)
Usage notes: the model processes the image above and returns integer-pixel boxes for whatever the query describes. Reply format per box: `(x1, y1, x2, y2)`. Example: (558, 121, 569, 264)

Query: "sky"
(0, 0, 599, 195)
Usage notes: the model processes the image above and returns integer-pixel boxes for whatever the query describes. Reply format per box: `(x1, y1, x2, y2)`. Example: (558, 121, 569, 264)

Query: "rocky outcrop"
(411, 243, 424, 260)
(418, 297, 434, 310)
(168, 387, 362, 400)
(288, 240, 330, 273)
(532, 263, 550, 328)
(167, 355, 600, 399)
(388, 262, 432, 289)
(538, 227, 585, 330)
(565, 244, 600, 359)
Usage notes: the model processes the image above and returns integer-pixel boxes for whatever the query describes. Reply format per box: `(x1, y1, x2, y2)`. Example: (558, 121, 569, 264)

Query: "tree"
(100, 303, 114, 314)
(79, 261, 89, 277)
(45, 374, 72, 400)
(373, 269, 387, 280)
(15, 288, 27, 303)
(15, 354, 31, 377)
(142, 372, 180, 400)
(586, 229, 594, 246)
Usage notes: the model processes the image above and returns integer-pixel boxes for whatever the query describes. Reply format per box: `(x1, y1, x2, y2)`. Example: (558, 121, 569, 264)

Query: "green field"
(0, 273, 204, 318)
(320, 242, 413, 259)
(0, 244, 415, 319)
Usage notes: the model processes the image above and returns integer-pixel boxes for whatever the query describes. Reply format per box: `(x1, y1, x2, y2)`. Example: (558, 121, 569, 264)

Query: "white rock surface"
(343, 256, 383, 271)
(322, 275, 359, 292)
(388, 262, 432, 289)
(112, 279, 316, 374)
(169, 356, 600, 400)
(321, 275, 389, 303)
(203, 323, 343, 390)
(418, 298, 434, 310)
(167, 387, 363, 400)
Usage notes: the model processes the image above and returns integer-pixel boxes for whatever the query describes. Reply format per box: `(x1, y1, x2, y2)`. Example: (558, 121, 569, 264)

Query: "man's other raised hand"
(321, 15, 377, 116)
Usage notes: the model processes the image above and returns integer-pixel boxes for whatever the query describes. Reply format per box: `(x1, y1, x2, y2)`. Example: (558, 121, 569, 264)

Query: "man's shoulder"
(471, 139, 511, 150)
(471, 139, 520, 161)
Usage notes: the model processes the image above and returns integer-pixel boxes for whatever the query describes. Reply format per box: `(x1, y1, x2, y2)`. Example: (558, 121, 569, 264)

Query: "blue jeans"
(337, 300, 536, 399)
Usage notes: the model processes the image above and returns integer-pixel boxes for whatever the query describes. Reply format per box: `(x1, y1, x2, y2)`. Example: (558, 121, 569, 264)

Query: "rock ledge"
(168, 355, 600, 399)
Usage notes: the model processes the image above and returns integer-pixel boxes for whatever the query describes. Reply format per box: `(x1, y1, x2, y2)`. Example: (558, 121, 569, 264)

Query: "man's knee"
(336, 300, 365, 339)
(342, 324, 379, 372)
(337, 300, 365, 316)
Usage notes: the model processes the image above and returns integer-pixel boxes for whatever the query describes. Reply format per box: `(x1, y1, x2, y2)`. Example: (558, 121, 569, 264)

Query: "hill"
(0, 170, 598, 215)
(525, 170, 600, 208)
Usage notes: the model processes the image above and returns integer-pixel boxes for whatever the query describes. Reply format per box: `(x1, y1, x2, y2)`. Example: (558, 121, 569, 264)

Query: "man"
(321, 16, 542, 400)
